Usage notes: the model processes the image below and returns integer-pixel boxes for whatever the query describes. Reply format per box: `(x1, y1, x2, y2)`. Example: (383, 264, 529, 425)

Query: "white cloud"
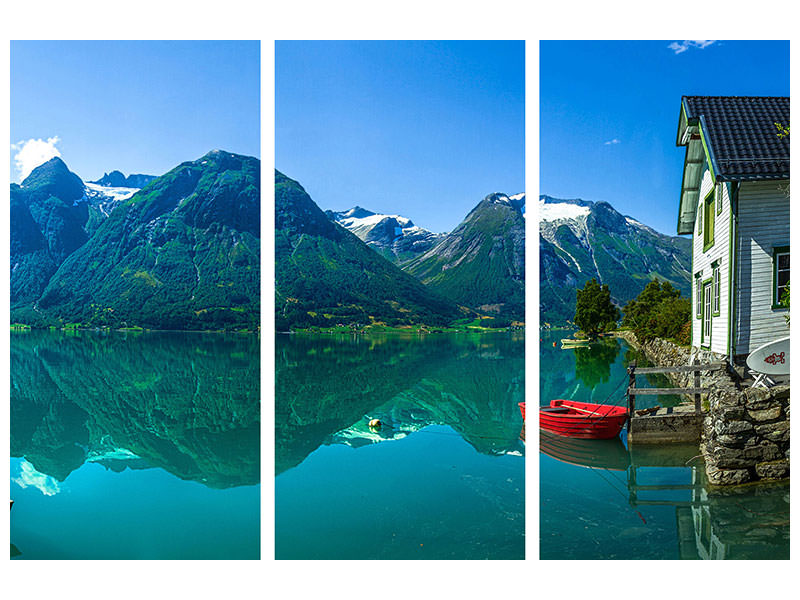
(11, 136, 62, 182)
(604, 138, 621, 145)
(12, 459, 62, 496)
(668, 40, 716, 55)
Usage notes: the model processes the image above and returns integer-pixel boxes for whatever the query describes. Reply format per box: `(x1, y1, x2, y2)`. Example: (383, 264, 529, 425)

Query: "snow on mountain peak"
(539, 197, 591, 222)
(84, 181, 139, 202)
(338, 211, 413, 230)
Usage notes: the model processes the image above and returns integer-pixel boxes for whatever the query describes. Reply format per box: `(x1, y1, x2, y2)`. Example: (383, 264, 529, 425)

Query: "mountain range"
(11, 151, 260, 330)
(276, 169, 526, 329)
(91, 170, 156, 188)
(539, 195, 691, 325)
(275, 170, 464, 330)
(325, 206, 445, 263)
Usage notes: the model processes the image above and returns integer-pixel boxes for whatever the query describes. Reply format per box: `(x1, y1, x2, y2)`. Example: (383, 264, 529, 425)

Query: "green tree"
(574, 278, 619, 339)
(622, 279, 690, 342)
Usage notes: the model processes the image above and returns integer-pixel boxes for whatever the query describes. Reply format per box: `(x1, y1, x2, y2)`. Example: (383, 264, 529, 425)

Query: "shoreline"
(11, 326, 259, 334)
(280, 326, 524, 335)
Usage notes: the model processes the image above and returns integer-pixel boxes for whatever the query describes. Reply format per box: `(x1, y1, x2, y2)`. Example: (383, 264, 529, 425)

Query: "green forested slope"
(403, 193, 525, 321)
(11, 158, 90, 308)
(15, 151, 260, 330)
(275, 170, 463, 330)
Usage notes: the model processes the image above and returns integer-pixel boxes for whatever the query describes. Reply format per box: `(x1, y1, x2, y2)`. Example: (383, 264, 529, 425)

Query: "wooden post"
(694, 367, 701, 414)
(628, 465, 638, 507)
(627, 361, 636, 432)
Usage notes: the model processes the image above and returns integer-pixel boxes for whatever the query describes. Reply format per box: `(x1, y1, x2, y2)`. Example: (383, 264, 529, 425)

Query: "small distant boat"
(560, 338, 590, 348)
(540, 399, 628, 439)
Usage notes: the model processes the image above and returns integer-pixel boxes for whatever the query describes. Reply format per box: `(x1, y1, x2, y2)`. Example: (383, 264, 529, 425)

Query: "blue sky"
(540, 40, 790, 235)
(276, 41, 525, 233)
(10, 40, 259, 183)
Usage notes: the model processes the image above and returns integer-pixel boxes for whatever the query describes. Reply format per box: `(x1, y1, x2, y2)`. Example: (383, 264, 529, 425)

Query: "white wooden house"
(676, 96, 789, 361)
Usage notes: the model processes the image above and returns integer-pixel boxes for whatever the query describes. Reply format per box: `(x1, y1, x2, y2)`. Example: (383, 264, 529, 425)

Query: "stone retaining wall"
(616, 331, 790, 486)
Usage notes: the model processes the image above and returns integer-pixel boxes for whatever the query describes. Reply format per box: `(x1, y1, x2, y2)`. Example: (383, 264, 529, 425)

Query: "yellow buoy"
(369, 418, 382, 429)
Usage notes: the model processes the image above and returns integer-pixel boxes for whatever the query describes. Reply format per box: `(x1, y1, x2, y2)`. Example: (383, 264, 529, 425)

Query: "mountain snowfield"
(539, 194, 691, 325)
(539, 196, 589, 222)
(83, 181, 141, 218)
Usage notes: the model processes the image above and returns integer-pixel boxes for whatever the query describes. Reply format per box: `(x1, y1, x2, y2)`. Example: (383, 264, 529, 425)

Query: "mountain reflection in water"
(11, 330, 260, 489)
(275, 331, 525, 474)
(276, 331, 525, 560)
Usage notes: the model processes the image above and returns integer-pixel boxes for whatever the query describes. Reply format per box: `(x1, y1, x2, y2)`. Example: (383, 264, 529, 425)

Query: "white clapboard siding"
(734, 181, 790, 355)
(691, 169, 731, 355)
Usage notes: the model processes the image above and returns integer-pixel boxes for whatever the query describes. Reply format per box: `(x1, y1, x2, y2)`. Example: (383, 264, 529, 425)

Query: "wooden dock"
(626, 362, 726, 445)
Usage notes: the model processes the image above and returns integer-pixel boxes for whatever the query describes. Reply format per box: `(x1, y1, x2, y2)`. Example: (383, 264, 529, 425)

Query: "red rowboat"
(539, 399, 628, 439)
(518, 402, 525, 420)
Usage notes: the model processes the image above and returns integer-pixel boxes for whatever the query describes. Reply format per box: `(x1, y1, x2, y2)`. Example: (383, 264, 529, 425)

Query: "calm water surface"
(10, 330, 260, 559)
(275, 331, 525, 559)
(540, 331, 789, 559)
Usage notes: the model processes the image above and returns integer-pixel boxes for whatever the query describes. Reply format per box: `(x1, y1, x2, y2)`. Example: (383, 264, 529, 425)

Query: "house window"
(698, 201, 703, 235)
(773, 246, 790, 307)
(703, 188, 715, 251)
(712, 262, 720, 315)
(702, 280, 713, 346)
(695, 274, 702, 318)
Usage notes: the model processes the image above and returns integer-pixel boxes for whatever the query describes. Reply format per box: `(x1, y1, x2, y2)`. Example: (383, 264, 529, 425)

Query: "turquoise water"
(10, 330, 260, 560)
(275, 332, 525, 559)
(539, 331, 789, 559)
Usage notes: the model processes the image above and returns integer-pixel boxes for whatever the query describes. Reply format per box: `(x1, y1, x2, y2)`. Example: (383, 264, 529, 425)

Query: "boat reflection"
(539, 430, 629, 471)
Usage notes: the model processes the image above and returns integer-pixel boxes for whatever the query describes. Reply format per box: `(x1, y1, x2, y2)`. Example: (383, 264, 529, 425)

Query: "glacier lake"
(275, 331, 525, 559)
(539, 331, 789, 560)
(10, 330, 260, 560)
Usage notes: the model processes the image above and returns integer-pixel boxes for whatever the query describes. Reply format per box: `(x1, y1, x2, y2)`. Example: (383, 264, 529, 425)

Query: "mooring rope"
(553, 372, 629, 424)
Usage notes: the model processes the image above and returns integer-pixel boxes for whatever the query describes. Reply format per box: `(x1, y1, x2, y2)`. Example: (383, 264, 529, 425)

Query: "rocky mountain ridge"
(11, 151, 260, 330)
(403, 192, 526, 321)
(326, 206, 446, 263)
(539, 194, 691, 325)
